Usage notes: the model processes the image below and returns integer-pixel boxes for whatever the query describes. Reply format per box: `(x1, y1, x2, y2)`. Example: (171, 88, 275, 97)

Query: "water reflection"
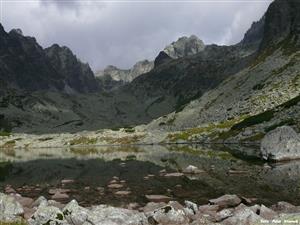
(0, 144, 299, 207)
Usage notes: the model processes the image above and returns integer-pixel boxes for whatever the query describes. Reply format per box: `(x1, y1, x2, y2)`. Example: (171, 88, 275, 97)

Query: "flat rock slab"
(107, 183, 124, 189)
(145, 195, 172, 203)
(183, 165, 205, 174)
(164, 172, 184, 177)
(51, 192, 70, 201)
(209, 194, 241, 209)
(115, 191, 131, 196)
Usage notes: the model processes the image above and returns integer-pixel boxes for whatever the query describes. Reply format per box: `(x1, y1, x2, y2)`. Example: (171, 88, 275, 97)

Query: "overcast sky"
(1, 0, 271, 71)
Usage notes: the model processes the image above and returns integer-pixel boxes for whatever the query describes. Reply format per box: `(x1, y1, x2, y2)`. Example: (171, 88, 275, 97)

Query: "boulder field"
(1, 192, 300, 225)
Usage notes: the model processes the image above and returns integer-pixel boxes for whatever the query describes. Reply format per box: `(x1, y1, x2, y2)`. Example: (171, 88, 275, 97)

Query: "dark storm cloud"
(1, 0, 271, 71)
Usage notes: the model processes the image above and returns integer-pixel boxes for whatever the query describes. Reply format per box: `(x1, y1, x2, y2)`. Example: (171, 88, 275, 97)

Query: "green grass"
(69, 136, 97, 146)
(241, 133, 265, 142)
(168, 145, 236, 161)
(124, 128, 135, 133)
(231, 110, 274, 131)
(280, 94, 300, 109)
(0, 131, 10, 137)
(252, 83, 265, 91)
(1, 140, 16, 148)
(264, 118, 296, 132)
(167, 117, 246, 142)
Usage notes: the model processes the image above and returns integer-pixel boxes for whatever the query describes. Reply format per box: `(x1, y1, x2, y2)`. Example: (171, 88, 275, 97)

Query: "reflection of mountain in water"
(0, 145, 300, 206)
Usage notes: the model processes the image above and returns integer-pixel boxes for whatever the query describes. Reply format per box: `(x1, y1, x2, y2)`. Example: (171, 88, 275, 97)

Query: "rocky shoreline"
(1, 125, 300, 162)
(1, 192, 300, 225)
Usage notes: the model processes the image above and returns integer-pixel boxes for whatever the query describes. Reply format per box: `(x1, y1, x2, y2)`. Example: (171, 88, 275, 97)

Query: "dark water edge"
(0, 144, 299, 207)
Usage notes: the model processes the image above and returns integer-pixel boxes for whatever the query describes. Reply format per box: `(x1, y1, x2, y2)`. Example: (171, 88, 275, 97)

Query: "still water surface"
(0, 144, 299, 207)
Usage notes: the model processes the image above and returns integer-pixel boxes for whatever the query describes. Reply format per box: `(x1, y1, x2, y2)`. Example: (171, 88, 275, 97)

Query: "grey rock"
(221, 206, 262, 225)
(215, 208, 234, 222)
(163, 35, 205, 59)
(146, 205, 189, 225)
(63, 199, 89, 225)
(271, 201, 299, 213)
(0, 193, 24, 221)
(96, 60, 154, 84)
(145, 195, 172, 203)
(209, 195, 241, 209)
(28, 205, 67, 225)
(183, 165, 204, 174)
(261, 126, 300, 161)
(259, 204, 278, 220)
(31, 196, 48, 208)
(184, 200, 198, 214)
(88, 205, 147, 225)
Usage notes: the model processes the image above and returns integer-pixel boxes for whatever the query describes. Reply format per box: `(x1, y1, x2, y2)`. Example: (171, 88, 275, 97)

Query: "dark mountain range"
(0, 25, 100, 94)
(0, 0, 299, 134)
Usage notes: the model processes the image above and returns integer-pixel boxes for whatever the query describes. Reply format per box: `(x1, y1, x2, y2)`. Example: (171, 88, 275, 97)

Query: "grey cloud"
(2, 0, 271, 71)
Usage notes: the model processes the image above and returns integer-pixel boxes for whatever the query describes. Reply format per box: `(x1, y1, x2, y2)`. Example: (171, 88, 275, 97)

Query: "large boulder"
(63, 200, 89, 225)
(221, 206, 262, 225)
(146, 205, 189, 225)
(261, 126, 300, 161)
(0, 193, 24, 221)
(28, 205, 68, 225)
(87, 205, 147, 225)
(209, 195, 241, 209)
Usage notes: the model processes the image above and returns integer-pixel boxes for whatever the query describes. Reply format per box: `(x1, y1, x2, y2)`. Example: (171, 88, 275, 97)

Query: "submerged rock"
(261, 126, 300, 161)
(183, 165, 204, 174)
(145, 195, 172, 203)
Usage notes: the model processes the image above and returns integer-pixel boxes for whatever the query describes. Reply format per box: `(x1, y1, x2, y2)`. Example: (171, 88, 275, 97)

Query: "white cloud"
(2, 0, 271, 70)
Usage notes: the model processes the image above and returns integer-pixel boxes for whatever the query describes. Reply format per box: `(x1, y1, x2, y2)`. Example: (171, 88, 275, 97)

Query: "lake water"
(0, 144, 299, 208)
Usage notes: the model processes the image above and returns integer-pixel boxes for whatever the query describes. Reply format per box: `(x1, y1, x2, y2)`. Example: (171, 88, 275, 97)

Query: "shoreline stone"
(261, 126, 300, 161)
(1, 192, 300, 225)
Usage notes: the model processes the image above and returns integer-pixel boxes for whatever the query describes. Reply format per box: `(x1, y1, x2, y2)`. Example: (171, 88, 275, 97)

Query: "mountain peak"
(240, 16, 265, 47)
(9, 28, 23, 36)
(163, 34, 205, 59)
(260, 0, 300, 50)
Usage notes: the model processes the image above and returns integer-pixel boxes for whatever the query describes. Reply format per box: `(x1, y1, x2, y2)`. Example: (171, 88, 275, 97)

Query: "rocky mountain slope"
(158, 35, 205, 61)
(95, 35, 204, 86)
(0, 0, 299, 136)
(96, 60, 154, 83)
(148, 0, 300, 145)
(0, 25, 100, 94)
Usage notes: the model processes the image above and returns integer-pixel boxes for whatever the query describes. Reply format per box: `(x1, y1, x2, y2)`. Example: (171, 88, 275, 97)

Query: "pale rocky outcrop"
(0, 193, 24, 221)
(261, 126, 300, 161)
(1, 193, 300, 225)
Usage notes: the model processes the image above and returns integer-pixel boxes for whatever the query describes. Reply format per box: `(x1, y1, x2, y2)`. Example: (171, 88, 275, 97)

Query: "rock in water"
(261, 126, 300, 161)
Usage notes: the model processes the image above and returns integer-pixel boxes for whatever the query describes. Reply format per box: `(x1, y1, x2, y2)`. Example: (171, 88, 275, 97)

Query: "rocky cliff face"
(162, 35, 205, 59)
(45, 44, 100, 93)
(96, 60, 154, 84)
(260, 0, 300, 50)
(0, 25, 100, 94)
(1, 0, 299, 134)
(96, 35, 204, 84)
(0, 25, 64, 92)
(239, 16, 265, 50)
(147, 0, 300, 144)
